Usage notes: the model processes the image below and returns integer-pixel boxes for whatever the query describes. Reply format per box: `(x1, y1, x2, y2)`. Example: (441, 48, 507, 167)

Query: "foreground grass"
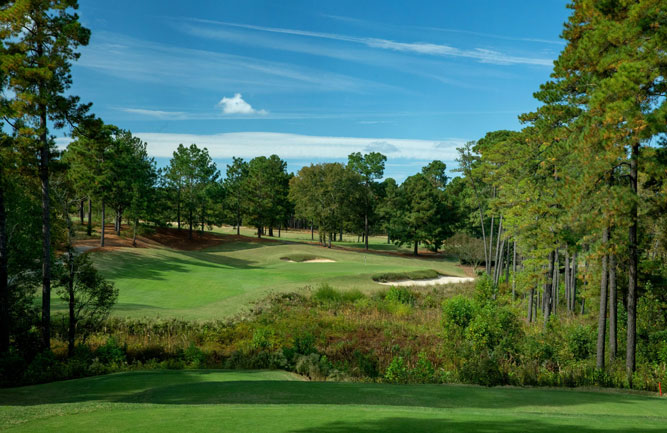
(0, 370, 664, 433)
(65, 237, 464, 320)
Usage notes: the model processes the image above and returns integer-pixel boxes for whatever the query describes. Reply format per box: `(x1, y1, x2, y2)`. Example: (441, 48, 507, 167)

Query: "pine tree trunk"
(364, 213, 369, 251)
(189, 208, 193, 240)
(67, 255, 75, 358)
(87, 198, 92, 236)
(564, 250, 570, 312)
(0, 165, 8, 353)
(177, 188, 181, 230)
(596, 228, 609, 370)
(552, 249, 559, 315)
(627, 142, 639, 386)
(512, 241, 516, 300)
(279, 225, 281, 238)
(528, 288, 534, 322)
(236, 211, 241, 235)
(257, 226, 262, 239)
(478, 205, 488, 275)
(39, 108, 52, 350)
(488, 215, 495, 275)
(609, 253, 617, 363)
(269, 226, 274, 237)
(328, 233, 332, 248)
(132, 219, 138, 247)
(101, 200, 105, 247)
(310, 222, 313, 240)
(543, 251, 554, 329)
(79, 199, 84, 225)
(571, 252, 578, 312)
(413, 239, 418, 256)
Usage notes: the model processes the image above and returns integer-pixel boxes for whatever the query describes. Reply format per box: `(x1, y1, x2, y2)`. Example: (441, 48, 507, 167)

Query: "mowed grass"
(62, 235, 465, 320)
(1, 370, 665, 433)
(213, 225, 416, 253)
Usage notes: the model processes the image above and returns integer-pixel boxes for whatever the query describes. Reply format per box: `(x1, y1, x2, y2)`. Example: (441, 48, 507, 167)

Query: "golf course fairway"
(1, 370, 665, 432)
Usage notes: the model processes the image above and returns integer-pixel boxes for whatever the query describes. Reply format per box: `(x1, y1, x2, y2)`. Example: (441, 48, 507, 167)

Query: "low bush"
(371, 269, 440, 283)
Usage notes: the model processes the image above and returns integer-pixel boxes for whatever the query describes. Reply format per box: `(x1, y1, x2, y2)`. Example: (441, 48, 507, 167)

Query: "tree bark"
(413, 239, 418, 256)
(310, 222, 313, 240)
(564, 250, 570, 312)
(528, 287, 534, 322)
(512, 241, 516, 300)
(257, 225, 262, 239)
(608, 253, 617, 363)
(0, 165, 8, 353)
(79, 199, 84, 225)
(67, 254, 75, 358)
(39, 107, 52, 350)
(627, 142, 639, 386)
(596, 228, 609, 370)
(188, 208, 193, 240)
(543, 251, 554, 329)
(87, 198, 92, 236)
(177, 188, 181, 230)
(487, 215, 495, 275)
(571, 252, 578, 312)
(364, 212, 369, 251)
(552, 249, 559, 315)
(132, 219, 138, 247)
(269, 226, 274, 237)
(101, 200, 105, 247)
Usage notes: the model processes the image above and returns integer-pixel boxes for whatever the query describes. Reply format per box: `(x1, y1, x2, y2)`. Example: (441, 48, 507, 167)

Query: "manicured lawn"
(1, 370, 664, 432)
(213, 225, 416, 253)
(60, 236, 465, 320)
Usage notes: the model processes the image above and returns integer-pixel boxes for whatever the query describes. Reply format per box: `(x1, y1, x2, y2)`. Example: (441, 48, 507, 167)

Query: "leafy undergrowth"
(371, 269, 442, 282)
(4, 278, 666, 392)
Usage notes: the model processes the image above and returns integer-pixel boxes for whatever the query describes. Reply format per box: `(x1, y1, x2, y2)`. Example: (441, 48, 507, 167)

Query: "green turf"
(1, 370, 664, 432)
(58, 235, 465, 320)
(213, 225, 416, 253)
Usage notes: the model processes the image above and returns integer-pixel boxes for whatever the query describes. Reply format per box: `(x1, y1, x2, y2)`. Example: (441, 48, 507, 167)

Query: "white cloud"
(185, 19, 554, 67)
(218, 93, 267, 115)
(133, 131, 467, 161)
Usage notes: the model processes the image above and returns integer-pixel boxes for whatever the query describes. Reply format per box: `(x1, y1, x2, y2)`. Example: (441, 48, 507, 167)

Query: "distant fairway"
(1, 370, 665, 433)
(63, 231, 466, 320)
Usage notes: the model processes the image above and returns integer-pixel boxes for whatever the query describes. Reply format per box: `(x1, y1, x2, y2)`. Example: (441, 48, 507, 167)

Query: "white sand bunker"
(281, 256, 336, 263)
(287, 258, 336, 263)
(379, 276, 475, 286)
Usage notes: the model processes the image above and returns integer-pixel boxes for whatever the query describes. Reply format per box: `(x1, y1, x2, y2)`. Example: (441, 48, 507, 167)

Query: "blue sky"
(71, 0, 570, 180)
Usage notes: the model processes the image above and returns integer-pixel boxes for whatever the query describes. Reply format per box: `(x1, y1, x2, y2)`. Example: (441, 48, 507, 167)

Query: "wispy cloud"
(131, 131, 467, 161)
(218, 93, 267, 115)
(77, 31, 389, 94)
(119, 108, 192, 120)
(322, 14, 565, 46)
(183, 19, 553, 67)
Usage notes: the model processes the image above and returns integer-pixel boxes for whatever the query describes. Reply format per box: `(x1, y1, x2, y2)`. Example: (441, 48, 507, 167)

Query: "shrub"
(385, 287, 415, 306)
(566, 325, 595, 361)
(94, 337, 126, 365)
(314, 284, 365, 304)
(372, 270, 440, 283)
(442, 295, 477, 331)
(384, 356, 409, 383)
(295, 353, 331, 380)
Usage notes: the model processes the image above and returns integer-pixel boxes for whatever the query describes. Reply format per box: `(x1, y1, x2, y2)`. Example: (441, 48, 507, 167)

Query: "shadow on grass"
(2, 374, 660, 413)
(94, 250, 258, 281)
(289, 417, 666, 433)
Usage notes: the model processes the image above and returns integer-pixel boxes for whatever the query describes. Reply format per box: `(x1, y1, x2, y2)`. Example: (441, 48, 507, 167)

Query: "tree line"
(453, 0, 666, 386)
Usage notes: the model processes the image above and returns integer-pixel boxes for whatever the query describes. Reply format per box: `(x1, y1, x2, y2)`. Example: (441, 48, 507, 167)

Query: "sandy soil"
(378, 276, 475, 286)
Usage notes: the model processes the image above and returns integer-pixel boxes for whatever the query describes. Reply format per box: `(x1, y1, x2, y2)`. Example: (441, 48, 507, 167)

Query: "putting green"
(56, 237, 466, 320)
(1, 370, 664, 432)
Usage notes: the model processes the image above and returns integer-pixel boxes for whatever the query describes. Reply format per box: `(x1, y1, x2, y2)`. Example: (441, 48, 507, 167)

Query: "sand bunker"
(285, 258, 336, 263)
(378, 276, 475, 286)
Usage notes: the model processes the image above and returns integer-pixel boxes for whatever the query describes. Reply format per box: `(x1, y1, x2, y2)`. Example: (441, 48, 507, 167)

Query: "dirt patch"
(378, 276, 475, 287)
(144, 227, 226, 251)
(74, 226, 230, 252)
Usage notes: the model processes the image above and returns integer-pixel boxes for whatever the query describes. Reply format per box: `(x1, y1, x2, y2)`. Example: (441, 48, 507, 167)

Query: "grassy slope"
(1, 370, 665, 433)
(65, 237, 464, 320)
(213, 225, 416, 253)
